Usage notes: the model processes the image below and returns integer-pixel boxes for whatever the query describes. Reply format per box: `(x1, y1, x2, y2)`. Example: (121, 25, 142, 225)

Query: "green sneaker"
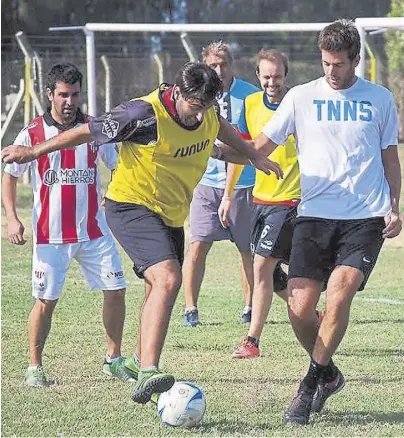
(123, 356, 140, 380)
(132, 370, 175, 404)
(102, 356, 137, 382)
(24, 366, 48, 387)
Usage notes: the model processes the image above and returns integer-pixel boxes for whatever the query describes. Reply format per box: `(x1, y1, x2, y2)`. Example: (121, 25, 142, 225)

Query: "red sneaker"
(232, 337, 260, 359)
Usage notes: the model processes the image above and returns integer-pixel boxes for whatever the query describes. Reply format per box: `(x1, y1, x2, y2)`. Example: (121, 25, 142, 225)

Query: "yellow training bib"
(106, 87, 220, 227)
(245, 91, 300, 202)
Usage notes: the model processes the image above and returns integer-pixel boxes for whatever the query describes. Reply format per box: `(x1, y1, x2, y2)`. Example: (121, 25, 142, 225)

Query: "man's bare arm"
(253, 131, 279, 157)
(215, 118, 283, 178)
(1, 173, 26, 245)
(381, 145, 402, 238)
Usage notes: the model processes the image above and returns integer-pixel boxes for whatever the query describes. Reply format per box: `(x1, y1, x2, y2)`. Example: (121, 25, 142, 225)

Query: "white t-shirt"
(4, 114, 118, 244)
(262, 76, 399, 220)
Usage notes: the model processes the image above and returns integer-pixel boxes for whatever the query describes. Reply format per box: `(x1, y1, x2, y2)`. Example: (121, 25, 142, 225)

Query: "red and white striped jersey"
(4, 113, 118, 244)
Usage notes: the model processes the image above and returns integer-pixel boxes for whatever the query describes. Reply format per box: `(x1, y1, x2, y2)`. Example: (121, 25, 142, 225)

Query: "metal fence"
(1, 30, 400, 146)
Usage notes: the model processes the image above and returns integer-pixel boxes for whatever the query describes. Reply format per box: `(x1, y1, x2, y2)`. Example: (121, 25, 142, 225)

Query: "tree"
(385, 0, 404, 140)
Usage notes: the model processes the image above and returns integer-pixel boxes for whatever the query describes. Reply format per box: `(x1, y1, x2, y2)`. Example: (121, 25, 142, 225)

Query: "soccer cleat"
(123, 356, 140, 380)
(241, 308, 252, 324)
(24, 365, 48, 387)
(102, 356, 137, 382)
(311, 369, 345, 413)
(232, 337, 260, 359)
(150, 392, 160, 406)
(184, 309, 200, 327)
(132, 370, 175, 404)
(283, 384, 314, 426)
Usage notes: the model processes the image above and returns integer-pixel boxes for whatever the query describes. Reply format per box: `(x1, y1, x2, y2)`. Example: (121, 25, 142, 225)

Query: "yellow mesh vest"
(244, 91, 301, 202)
(106, 88, 220, 227)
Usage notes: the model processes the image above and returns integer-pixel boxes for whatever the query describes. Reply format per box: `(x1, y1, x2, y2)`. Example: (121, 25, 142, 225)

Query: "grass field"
(1, 149, 404, 437)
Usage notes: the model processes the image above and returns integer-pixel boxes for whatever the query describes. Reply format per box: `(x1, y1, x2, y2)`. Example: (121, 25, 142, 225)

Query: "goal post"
(50, 18, 404, 116)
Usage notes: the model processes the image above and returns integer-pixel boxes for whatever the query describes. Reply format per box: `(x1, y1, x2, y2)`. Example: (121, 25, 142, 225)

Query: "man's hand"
(383, 211, 402, 238)
(218, 196, 232, 228)
(7, 218, 26, 245)
(1, 145, 36, 164)
(249, 150, 283, 179)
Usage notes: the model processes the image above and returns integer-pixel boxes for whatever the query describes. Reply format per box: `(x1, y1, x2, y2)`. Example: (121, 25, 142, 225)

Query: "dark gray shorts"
(189, 184, 253, 252)
(251, 204, 297, 262)
(105, 199, 184, 279)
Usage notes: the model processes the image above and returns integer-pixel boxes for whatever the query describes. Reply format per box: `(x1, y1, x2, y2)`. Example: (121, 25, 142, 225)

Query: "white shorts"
(32, 233, 126, 300)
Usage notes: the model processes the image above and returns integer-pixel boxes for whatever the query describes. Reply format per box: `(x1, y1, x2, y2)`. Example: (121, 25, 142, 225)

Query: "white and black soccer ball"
(157, 381, 206, 428)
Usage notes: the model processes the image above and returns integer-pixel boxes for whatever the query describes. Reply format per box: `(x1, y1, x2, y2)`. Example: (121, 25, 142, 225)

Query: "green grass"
(1, 148, 404, 437)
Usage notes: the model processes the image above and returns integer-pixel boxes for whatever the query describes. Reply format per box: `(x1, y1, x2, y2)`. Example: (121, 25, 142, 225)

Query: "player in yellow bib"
(2, 62, 283, 404)
(219, 49, 306, 359)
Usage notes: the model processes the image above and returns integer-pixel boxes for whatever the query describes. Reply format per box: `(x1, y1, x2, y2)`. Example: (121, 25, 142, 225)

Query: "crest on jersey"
(43, 169, 59, 186)
(102, 114, 119, 139)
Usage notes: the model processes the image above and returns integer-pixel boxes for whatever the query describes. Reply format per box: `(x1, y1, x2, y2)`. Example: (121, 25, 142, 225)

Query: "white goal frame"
(50, 17, 404, 116)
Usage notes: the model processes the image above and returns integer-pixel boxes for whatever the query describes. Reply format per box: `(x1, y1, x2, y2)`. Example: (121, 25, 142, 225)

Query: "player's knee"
(103, 288, 126, 304)
(151, 268, 182, 295)
(254, 255, 278, 276)
(187, 241, 212, 261)
(34, 298, 58, 314)
(287, 279, 317, 320)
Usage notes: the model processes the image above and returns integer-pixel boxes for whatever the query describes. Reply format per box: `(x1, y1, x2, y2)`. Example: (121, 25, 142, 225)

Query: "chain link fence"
(1, 30, 401, 146)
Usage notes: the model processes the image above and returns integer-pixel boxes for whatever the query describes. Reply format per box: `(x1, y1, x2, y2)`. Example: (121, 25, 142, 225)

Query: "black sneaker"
(283, 385, 314, 426)
(311, 369, 345, 413)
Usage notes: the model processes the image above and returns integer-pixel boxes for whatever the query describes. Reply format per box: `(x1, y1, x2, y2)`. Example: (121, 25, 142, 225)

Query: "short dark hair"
(318, 19, 361, 61)
(256, 48, 289, 77)
(46, 63, 83, 94)
(175, 62, 223, 105)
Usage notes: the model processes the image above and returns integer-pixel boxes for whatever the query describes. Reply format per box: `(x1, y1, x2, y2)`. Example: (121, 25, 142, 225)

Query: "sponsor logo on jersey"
(24, 121, 38, 131)
(106, 270, 124, 279)
(136, 116, 156, 128)
(102, 114, 119, 139)
(42, 168, 96, 185)
(313, 99, 372, 122)
(173, 139, 210, 158)
(43, 169, 59, 186)
(34, 270, 45, 279)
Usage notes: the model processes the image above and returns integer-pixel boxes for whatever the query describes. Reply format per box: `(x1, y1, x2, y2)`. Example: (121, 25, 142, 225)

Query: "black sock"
(323, 358, 338, 382)
(302, 359, 327, 392)
(247, 336, 259, 347)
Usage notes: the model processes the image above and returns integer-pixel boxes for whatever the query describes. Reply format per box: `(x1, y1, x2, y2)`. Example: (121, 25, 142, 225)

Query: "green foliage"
(386, 0, 404, 71)
(385, 0, 404, 139)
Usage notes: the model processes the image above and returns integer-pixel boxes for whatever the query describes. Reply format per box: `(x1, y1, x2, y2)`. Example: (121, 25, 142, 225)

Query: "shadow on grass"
(336, 348, 404, 357)
(201, 419, 274, 434)
(352, 319, 404, 325)
(317, 410, 404, 425)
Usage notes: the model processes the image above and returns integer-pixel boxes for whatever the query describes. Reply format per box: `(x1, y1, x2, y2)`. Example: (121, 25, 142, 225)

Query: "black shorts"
(289, 217, 385, 291)
(105, 199, 185, 279)
(251, 204, 297, 262)
(273, 263, 288, 293)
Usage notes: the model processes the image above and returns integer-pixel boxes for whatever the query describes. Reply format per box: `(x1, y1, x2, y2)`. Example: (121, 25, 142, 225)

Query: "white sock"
(185, 306, 197, 314)
(133, 354, 141, 367)
(140, 366, 159, 372)
(106, 355, 122, 363)
(243, 305, 252, 314)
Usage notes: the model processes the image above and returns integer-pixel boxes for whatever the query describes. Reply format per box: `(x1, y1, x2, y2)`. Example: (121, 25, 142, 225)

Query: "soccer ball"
(157, 381, 206, 427)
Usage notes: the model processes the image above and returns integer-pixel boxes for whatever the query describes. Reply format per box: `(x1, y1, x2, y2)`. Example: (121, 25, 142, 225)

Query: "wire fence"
(1, 30, 400, 146)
